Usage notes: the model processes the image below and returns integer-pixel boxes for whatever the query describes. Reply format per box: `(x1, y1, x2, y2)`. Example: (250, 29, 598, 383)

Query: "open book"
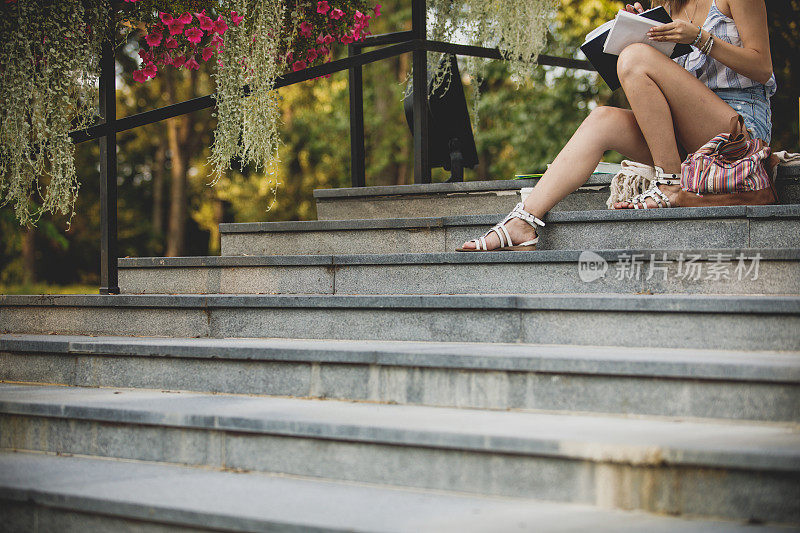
(581, 6, 693, 90)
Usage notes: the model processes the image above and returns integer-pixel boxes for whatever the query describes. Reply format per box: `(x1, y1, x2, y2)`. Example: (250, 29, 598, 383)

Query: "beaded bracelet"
(691, 26, 703, 47)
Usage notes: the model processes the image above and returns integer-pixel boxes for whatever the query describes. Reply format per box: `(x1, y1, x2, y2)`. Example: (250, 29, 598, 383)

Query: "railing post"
(411, 0, 431, 183)
(98, 32, 119, 295)
(348, 43, 366, 188)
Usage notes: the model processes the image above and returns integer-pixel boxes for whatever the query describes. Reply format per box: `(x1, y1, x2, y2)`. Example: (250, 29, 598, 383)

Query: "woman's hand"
(625, 3, 645, 13)
(648, 19, 702, 44)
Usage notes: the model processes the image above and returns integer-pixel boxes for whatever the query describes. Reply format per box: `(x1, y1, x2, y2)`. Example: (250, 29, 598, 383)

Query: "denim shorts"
(713, 86, 772, 143)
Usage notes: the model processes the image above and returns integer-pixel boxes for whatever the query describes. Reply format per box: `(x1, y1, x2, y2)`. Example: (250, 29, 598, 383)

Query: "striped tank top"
(673, 0, 777, 97)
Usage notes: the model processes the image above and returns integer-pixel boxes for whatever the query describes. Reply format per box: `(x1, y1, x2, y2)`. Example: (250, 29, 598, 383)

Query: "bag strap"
(728, 114, 745, 139)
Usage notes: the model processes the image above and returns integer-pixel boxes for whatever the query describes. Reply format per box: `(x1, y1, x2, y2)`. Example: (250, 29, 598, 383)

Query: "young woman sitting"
(459, 0, 775, 252)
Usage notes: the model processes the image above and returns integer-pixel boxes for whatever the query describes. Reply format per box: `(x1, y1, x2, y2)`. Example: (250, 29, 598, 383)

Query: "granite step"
(118, 248, 800, 296)
(2, 294, 799, 350)
(313, 168, 800, 219)
(221, 205, 800, 256)
(2, 334, 799, 422)
(4, 452, 795, 533)
(2, 384, 799, 523)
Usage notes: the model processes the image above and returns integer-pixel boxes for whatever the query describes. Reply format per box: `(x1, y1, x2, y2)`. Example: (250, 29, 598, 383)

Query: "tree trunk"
(165, 113, 187, 257)
(152, 143, 166, 239)
(164, 70, 197, 257)
(21, 226, 35, 285)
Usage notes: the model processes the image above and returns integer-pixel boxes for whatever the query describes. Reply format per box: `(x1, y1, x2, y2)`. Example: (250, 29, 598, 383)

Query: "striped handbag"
(681, 115, 772, 194)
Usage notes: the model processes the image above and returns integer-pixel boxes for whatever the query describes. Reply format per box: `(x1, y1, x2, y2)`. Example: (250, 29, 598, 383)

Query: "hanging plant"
(0, 0, 381, 225)
(0, 0, 110, 227)
(427, 0, 558, 89)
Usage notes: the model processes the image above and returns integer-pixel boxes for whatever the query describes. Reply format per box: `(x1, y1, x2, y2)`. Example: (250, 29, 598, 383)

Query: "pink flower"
(185, 56, 200, 70)
(185, 27, 204, 44)
(214, 16, 228, 34)
(316, 33, 326, 45)
(317, 46, 329, 57)
(329, 8, 344, 20)
(167, 21, 184, 35)
(292, 60, 307, 71)
(143, 62, 157, 78)
(323, 34, 335, 44)
(201, 47, 215, 61)
(138, 48, 152, 61)
(132, 69, 148, 82)
(159, 12, 173, 25)
(317, 1, 330, 14)
(374, 4, 381, 17)
(172, 55, 186, 68)
(340, 33, 354, 44)
(145, 31, 162, 47)
(231, 11, 244, 26)
(210, 33, 224, 49)
(197, 13, 214, 31)
(165, 37, 178, 49)
(306, 48, 318, 62)
(299, 21, 313, 38)
(178, 13, 192, 24)
(286, 51, 293, 62)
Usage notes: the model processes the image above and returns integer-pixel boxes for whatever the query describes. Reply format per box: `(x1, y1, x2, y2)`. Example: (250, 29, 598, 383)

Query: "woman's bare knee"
(584, 106, 630, 133)
(617, 43, 656, 80)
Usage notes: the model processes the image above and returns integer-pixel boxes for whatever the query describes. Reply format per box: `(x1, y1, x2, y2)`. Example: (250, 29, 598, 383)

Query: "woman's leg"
(460, 105, 652, 250)
(613, 43, 741, 208)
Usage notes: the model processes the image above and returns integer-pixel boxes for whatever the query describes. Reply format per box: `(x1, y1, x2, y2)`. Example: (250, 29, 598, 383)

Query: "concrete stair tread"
(118, 247, 800, 267)
(2, 293, 799, 350)
(3, 292, 799, 313)
(313, 169, 800, 199)
(2, 384, 798, 472)
(222, 204, 800, 233)
(3, 452, 792, 533)
(3, 334, 799, 383)
(220, 205, 800, 255)
(116, 248, 800, 296)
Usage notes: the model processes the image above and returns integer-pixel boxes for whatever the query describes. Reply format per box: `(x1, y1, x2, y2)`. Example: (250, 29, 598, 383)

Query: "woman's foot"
(614, 166, 682, 209)
(457, 202, 545, 252)
(458, 217, 538, 251)
(613, 182, 682, 209)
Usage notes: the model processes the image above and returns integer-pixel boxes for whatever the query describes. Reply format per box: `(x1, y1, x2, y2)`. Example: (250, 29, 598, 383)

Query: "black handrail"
(70, 0, 595, 294)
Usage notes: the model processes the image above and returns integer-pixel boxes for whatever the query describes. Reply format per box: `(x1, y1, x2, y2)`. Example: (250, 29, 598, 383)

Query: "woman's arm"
(647, 0, 773, 84)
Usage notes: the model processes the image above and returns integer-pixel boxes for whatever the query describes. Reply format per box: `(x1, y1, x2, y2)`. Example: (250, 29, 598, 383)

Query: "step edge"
(3, 335, 799, 383)
(2, 293, 799, 315)
(1, 389, 798, 472)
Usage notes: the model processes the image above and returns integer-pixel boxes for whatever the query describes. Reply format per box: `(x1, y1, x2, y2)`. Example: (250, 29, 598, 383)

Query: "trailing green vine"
(0, 0, 109, 227)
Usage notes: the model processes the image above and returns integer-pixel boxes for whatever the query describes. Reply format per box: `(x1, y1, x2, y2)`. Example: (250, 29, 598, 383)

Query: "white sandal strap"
(498, 224, 512, 248)
(506, 202, 545, 229)
(516, 236, 539, 247)
(466, 202, 544, 250)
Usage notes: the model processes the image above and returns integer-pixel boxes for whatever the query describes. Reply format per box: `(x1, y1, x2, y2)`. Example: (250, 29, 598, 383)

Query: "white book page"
(585, 19, 615, 43)
(603, 10, 675, 57)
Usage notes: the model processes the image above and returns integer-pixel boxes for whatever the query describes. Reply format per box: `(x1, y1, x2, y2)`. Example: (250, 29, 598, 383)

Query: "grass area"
(0, 283, 99, 295)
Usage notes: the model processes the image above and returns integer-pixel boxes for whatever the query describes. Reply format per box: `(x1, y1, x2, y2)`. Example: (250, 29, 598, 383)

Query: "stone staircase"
(2, 171, 800, 531)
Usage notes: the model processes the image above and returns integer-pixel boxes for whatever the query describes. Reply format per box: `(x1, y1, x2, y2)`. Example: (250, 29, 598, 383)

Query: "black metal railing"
(70, 0, 594, 294)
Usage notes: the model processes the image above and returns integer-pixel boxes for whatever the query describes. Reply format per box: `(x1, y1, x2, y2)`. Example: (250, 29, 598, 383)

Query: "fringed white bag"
(606, 160, 657, 209)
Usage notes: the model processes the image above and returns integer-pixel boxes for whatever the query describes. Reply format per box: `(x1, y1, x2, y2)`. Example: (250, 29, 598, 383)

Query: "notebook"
(580, 6, 693, 91)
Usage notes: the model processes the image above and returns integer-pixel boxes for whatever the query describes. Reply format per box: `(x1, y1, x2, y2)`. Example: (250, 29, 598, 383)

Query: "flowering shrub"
(126, 0, 379, 82)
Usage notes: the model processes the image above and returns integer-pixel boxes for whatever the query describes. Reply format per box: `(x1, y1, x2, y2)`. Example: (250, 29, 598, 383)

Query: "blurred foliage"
(1, 0, 797, 293)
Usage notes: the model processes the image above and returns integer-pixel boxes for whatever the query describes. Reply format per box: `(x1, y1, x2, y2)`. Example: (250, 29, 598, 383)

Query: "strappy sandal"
(625, 168, 680, 209)
(456, 202, 545, 252)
